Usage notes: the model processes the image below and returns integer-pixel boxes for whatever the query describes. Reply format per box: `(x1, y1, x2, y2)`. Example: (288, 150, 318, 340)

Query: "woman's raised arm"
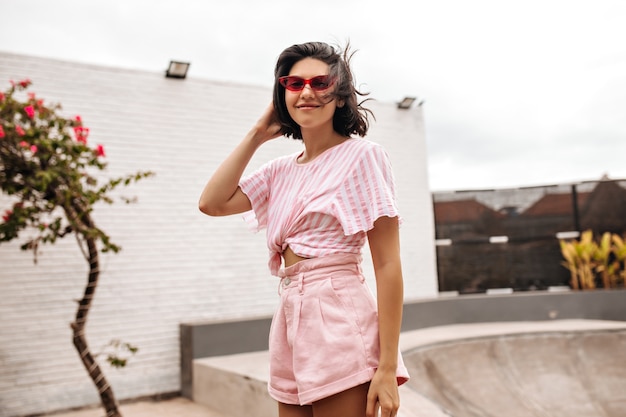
(198, 103, 281, 216)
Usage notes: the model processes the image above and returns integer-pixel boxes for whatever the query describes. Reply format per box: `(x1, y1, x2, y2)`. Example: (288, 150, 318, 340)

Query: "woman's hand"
(251, 102, 282, 144)
(366, 368, 400, 417)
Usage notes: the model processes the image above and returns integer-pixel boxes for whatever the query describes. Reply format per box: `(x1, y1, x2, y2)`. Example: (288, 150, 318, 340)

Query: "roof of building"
(434, 199, 504, 224)
(522, 192, 591, 217)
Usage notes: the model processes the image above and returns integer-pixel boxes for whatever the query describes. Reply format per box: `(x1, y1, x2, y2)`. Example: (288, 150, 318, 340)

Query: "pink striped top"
(239, 138, 400, 276)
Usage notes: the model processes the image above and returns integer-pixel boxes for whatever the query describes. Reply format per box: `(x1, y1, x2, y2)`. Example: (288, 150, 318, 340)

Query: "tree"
(0, 79, 153, 417)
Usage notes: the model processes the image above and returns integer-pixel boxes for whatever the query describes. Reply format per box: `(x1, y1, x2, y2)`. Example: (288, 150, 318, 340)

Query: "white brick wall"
(0, 52, 437, 416)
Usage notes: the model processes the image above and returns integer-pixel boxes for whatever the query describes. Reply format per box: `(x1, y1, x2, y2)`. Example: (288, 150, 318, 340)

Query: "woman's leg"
(279, 402, 314, 417)
(312, 382, 369, 417)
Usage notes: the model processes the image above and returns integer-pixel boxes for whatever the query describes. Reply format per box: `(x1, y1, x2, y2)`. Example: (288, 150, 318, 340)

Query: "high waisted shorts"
(268, 253, 409, 405)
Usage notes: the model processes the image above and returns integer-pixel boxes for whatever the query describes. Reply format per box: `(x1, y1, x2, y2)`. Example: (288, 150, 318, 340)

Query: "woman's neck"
(299, 127, 347, 163)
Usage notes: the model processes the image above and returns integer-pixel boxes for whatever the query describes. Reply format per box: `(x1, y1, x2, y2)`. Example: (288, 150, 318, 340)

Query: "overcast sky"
(1, 0, 625, 191)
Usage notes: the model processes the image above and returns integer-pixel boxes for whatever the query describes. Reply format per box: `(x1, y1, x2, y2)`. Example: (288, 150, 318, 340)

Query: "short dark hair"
(273, 42, 373, 140)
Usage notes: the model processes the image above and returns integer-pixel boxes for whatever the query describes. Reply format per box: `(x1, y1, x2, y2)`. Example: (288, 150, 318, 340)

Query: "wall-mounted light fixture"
(165, 61, 190, 79)
(397, 96, 416, 109)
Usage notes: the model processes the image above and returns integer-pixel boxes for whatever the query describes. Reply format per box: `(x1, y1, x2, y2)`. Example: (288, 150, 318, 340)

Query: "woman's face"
(284, 58, 338, 133)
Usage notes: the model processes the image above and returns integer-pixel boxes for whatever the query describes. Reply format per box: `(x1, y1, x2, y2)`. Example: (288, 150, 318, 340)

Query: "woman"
(199, 41, 409, 417)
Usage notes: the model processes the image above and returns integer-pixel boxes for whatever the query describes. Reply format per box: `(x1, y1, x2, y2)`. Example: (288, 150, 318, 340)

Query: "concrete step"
(192, 350, 449, 417)
(193, 351, 275, 417)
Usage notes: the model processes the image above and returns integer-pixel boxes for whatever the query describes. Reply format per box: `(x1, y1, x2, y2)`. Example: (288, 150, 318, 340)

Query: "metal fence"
(432, 178, 626, 293)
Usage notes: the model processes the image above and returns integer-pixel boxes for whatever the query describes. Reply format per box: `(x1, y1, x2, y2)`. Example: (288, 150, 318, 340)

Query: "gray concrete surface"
(46, 320, 626, 417)
(45, 397, 232, 417)
(402, 320, 626, 417)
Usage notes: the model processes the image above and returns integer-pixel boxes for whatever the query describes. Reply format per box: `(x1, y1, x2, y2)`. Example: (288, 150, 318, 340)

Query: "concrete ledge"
(193, 351, 275, 417)
(399, 319, 626, 352)
(180, 316, 272, 398)
(401, 288, 626, 330)
(181, 289, 626, 398)
(192, 351, 449, 417)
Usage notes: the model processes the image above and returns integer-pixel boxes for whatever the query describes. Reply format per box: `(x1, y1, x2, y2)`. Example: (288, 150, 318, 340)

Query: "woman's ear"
(336, 98, 345, 108)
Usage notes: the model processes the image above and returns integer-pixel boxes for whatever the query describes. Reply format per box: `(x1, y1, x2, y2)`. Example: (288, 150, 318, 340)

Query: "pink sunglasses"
(278, 75, 334, 92)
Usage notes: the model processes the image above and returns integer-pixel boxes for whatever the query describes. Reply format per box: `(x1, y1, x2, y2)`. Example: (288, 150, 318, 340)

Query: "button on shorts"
(268, 253, 409, 405)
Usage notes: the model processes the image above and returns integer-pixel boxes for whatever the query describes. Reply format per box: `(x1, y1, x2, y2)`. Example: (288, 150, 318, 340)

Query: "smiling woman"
(198, 41, 409, 417)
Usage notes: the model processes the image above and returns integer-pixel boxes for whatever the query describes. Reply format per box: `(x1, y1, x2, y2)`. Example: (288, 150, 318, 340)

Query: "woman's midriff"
(283, 246, 310, 268)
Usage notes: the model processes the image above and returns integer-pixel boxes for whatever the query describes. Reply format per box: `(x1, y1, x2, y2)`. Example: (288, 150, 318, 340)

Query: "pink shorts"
(268, 253, 409, 405)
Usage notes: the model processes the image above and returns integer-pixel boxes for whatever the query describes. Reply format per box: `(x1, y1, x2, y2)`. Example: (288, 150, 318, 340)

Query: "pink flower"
(19, 141, 36, 153)
(75, 115, 82, 123)
(0, 92, 4, 102)
(18, 78, 31, 88)
(24, 105, 35, 118)
(2, 210, 12, 223)
(74, 126, 89, 144)
(0, 126, 5, 138)
(16, 126, 25, 136)
(95, 144, 106, 157)
(27, 92, 36, 100)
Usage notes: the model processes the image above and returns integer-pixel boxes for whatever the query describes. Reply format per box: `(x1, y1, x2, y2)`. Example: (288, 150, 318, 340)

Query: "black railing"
(432, 178, 626, 293)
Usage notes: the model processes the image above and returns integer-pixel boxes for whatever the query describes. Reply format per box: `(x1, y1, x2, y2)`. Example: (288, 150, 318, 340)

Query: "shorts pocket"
(316, 276, 360, 336)
(293, 276, 368, 387)
(331, 274, 378, 328)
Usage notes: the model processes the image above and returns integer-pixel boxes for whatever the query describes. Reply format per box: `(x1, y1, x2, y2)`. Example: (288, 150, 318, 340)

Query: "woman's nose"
(299, 84, 315, 97)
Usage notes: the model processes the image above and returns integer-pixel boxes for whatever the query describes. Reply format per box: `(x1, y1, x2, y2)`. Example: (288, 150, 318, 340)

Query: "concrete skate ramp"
(403, 327, 626, 417)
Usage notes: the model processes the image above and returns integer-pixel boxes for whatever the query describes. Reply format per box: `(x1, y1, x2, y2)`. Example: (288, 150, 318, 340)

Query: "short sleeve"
(239, 162, 271, 232)
(332, 144, 401, 236)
